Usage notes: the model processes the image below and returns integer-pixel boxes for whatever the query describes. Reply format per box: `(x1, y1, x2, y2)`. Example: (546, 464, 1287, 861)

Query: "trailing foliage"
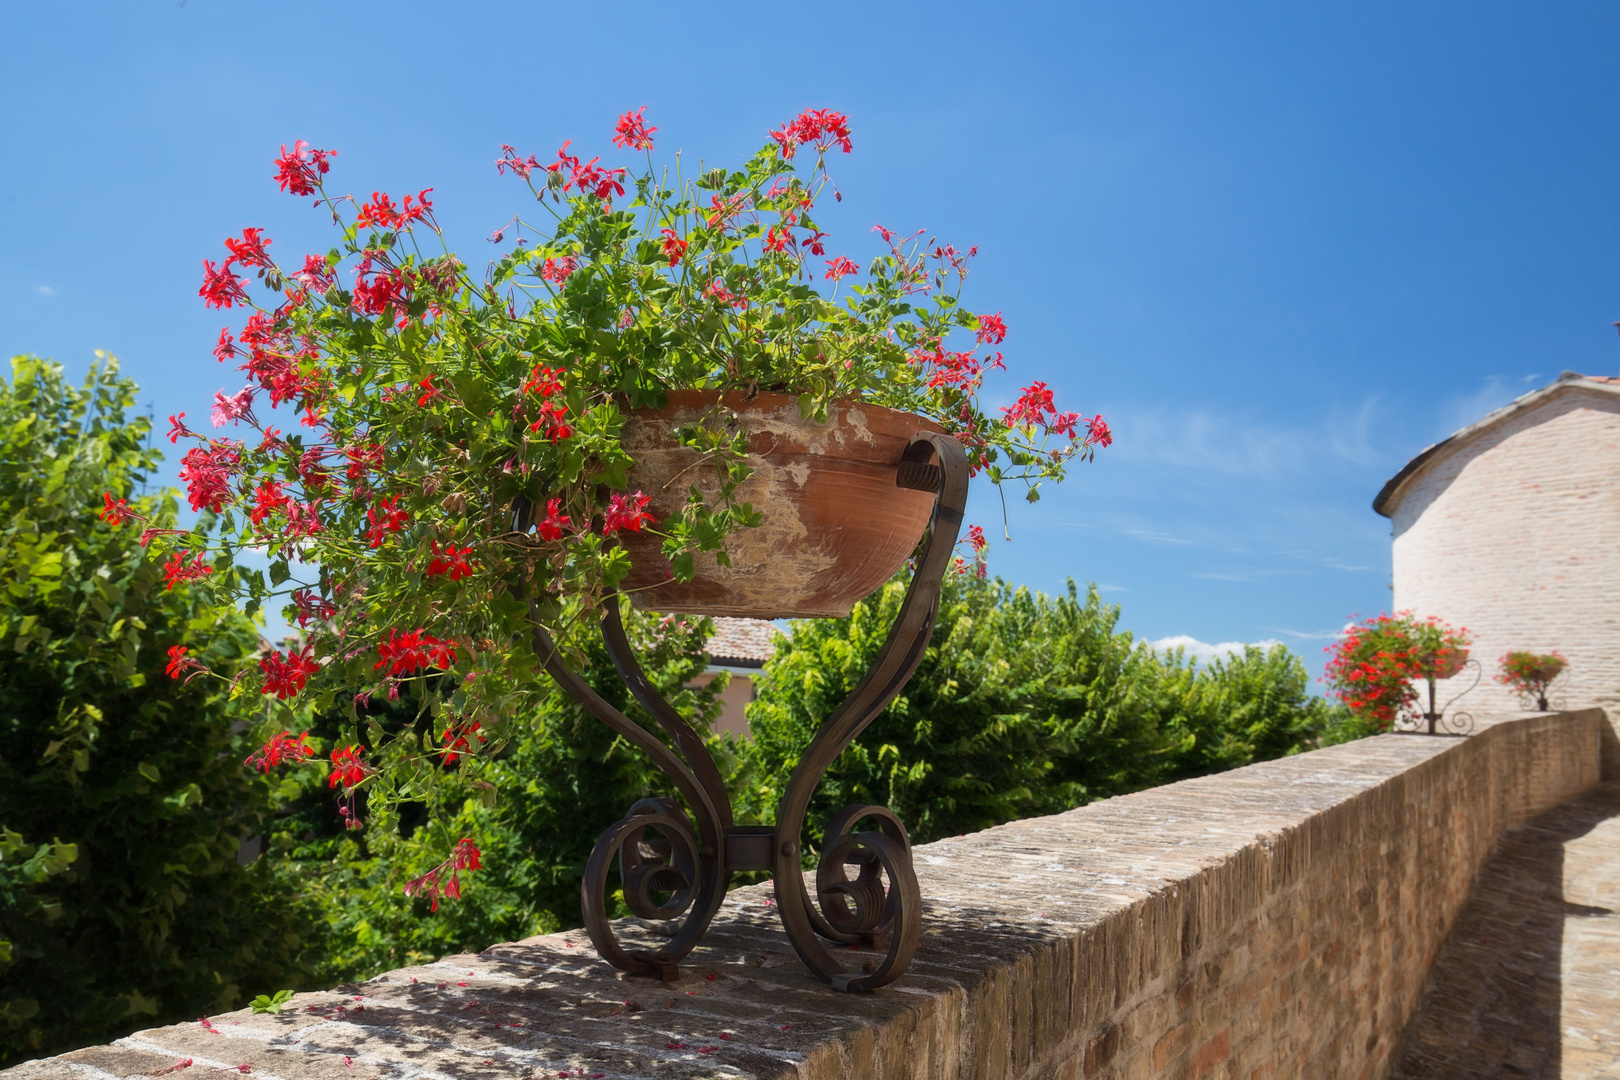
(0, 356, 316, 1062)
(741, 574, 1344, 847)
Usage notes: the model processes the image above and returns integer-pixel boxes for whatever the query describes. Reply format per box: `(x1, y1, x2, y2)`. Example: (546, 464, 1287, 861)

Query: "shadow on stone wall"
(1388, 783, 1620, 1078)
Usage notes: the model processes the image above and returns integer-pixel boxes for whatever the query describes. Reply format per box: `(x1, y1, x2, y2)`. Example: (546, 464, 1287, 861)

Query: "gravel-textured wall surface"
(5, 710, 1604, 1080)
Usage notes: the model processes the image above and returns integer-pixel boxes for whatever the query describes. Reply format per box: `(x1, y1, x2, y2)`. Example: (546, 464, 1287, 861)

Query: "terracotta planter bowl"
(615, 390, 943, 619)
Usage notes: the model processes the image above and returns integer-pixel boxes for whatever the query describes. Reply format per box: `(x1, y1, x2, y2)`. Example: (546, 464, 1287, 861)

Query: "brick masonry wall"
(1386, 386, 1620, 760)
(6, 711, 1604, 1080)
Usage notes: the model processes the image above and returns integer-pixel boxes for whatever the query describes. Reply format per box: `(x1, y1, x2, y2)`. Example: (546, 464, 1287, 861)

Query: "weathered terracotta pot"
(616, 390, 942, 619)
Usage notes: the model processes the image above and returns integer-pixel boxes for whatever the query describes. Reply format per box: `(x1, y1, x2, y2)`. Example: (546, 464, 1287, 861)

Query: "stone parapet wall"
(7, 710, 1605, 1080)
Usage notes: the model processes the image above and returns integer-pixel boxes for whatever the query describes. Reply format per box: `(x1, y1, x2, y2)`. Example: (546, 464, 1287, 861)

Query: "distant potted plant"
(101, 107, 1109, 987)
(1497, 651, 1567, 712)
(1324, 612, 1474, 734)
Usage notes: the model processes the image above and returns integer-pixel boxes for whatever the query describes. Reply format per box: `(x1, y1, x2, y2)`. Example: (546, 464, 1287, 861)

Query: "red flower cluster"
(975, 312, 1008, 345)
(274, 140, 335, 197)
(602, 491, 654, 535)
(1496, 651, 1567, 705)
(540, 256, 578, 286)
(439, 719, 485, 764)
(355, 190, 434, 231)
(165, 644, 208, 682)
(223, 228, 273, 269)
(522, 363, 573, 443)
(911, 343, 1005, 394)
(375, 627, 457, 675)
(1323, 612, 1471, 729)
(163, 551, 214, 590)
(403, 838, 483, 912)
(352, 258, 415, 322)
(545, 141, 627, 203)
(366, 496, 410, 548)
(291, 588, 336, 628)
(704, 281, 747, 309)
(249, 479, 291, 527)
(824, 256, 859, 281)
(536, 497, 572, 541)
(178, 440, 242, 512)
(612, 107, 657, 151)
(426, 541, 475, 581)
(244, 731, 315, 773)
(658, 227, 688, 266)
(328, 746, 368, 790)
(199, 260, 249, 309)
(100, 492, 136, 525)
(260, 646, 318, 700)
(769, 109, 853, 160)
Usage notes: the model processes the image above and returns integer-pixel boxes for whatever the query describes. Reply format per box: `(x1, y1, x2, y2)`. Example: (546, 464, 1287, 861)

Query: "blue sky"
(4, 2, 1617, 678)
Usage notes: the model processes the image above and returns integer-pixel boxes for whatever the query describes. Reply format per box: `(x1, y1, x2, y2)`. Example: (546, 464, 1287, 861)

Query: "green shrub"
(0, 355, 315, 1062)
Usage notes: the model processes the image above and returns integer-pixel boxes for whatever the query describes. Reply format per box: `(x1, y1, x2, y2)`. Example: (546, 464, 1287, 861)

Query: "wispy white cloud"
(1260, 625, 1344, 641)
(1103, 397, 1390, 481)
(36, 285, 55, 296)
(1096, 583, 1130, 593)
(1150, 634, 1285, 665)
(1190, 568, 1310, 582)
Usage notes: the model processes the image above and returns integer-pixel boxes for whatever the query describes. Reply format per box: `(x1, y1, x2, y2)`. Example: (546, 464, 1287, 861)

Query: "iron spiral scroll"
(515, 431, 967, 991)
(1393, 658, 1480, 737)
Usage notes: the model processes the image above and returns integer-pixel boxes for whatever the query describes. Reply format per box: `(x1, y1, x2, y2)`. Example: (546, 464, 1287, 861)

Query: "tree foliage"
(0, 356, 316, 1062)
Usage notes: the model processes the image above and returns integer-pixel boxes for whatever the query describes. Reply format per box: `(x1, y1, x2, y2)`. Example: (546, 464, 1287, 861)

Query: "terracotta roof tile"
(705, 617, 781, 666)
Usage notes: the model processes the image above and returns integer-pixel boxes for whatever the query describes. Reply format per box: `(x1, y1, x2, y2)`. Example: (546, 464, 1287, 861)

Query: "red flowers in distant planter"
(1497, 651, 1567, 711)
(1323, 612, 1472, 730)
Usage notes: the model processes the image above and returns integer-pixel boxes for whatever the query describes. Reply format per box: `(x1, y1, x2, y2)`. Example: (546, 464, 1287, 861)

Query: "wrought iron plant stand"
(516, 432, 967, 992)
(1393, 659, 1480, 736)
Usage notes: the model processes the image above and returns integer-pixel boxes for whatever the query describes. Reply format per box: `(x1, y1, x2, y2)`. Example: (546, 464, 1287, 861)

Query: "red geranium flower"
(602, 491, 654, 535)
(260, 646, 318, 700)
(200, 260, 249, 309)
(658, 227, 688, 267)
(612, 107, 657, 151)
(273, 140, 336, 197)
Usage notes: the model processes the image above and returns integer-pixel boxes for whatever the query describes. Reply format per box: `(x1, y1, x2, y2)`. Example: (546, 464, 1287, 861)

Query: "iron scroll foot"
(520, 430, 969, 991)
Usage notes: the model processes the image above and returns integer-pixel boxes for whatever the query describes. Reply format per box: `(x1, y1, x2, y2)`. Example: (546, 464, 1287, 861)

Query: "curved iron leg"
(770, 432, 969, 991)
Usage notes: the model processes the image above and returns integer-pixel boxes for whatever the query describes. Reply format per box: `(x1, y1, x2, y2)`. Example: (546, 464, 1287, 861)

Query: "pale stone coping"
(5, 710, 1605, 1080)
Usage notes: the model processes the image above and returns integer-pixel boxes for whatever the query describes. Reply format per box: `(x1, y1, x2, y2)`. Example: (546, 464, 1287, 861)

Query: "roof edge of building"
(1372, 375, 1620, 519)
